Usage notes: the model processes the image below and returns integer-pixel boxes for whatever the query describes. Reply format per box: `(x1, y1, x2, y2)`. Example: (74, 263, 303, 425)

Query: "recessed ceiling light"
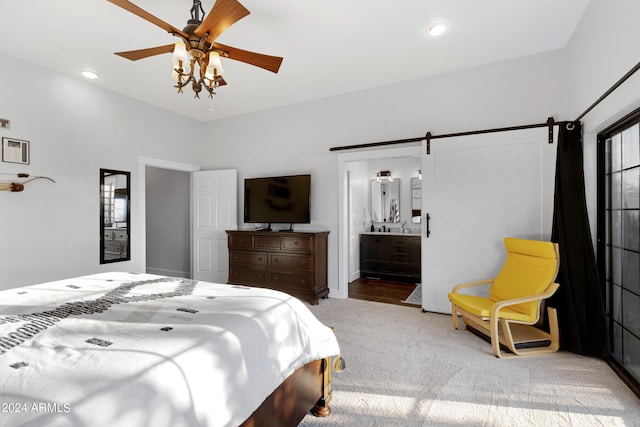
(426, 22, 448, 37)
(81, 70, 99, 79)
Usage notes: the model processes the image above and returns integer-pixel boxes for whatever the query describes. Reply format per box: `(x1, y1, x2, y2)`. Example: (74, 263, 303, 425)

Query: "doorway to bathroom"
(337, 145, 423, 305)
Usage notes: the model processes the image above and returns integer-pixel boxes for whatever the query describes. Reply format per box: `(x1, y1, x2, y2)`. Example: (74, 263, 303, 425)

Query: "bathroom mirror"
(100, 168, 130, 264)
(370, 179, 400, 223)
(411, 177, 422, 223)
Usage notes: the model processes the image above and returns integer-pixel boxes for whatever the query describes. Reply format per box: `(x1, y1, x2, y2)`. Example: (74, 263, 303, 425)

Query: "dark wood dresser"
(226, 230, 330, 305)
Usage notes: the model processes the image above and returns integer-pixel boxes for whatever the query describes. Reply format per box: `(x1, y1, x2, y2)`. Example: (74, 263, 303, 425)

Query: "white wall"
(565, 0, 640, 239)
(201, 50, 570, 295)
(0, 53, 204, 289)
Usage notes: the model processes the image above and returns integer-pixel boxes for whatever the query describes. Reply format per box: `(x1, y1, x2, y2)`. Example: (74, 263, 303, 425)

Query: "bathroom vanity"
(359, 232, 421, 282)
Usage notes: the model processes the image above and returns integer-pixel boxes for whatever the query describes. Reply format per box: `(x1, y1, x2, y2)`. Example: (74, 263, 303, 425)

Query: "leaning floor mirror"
(100, 168, 130, 264)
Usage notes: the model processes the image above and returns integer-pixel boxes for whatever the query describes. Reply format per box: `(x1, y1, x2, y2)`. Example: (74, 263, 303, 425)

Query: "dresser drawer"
(270, 253, 312, 271)
(281, 236, 310, 252)
(392, 254, 410, 264)
(229, 234, 254, 249)
(229, 268, 267, 284)
(254, 235, 281, 249)
(104, 241, 123, 254)
(229, 250, 268, 268)
(269, 272, 312, 292)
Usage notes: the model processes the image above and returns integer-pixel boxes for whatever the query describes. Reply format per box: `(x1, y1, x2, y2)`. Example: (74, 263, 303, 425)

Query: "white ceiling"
(0, 0, 590, 122)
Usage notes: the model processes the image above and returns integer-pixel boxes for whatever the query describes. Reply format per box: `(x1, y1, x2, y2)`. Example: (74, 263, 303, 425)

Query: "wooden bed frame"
(240, 356, 332, 426)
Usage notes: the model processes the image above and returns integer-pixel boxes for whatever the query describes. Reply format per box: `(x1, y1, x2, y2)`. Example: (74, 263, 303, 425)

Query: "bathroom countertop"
(361, 231, 421, 236)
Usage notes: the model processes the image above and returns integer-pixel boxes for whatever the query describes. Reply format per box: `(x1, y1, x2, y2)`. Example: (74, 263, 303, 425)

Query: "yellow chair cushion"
(489, 238, 558, 320)
(447, 293, 535, 323)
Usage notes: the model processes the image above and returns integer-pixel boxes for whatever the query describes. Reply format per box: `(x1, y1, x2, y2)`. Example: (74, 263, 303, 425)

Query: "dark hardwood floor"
(348, 277, 420, 307)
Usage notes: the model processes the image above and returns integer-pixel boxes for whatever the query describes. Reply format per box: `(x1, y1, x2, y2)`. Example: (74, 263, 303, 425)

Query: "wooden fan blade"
(194, 0, 250, 44)
(214, 42, 283, 73)
(107, 0, 188, 39)
(218, 77, 228, 86)
(115, 44, 175, 61)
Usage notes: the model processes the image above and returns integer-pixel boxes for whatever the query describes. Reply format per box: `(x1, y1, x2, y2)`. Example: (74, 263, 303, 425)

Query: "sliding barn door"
(192, 169, 237, 283)
(421, 128, 556, 313)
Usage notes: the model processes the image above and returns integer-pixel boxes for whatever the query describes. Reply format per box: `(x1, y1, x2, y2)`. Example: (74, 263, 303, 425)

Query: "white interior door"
(192, 169, 238, 282)
(421, 128, 556, 313)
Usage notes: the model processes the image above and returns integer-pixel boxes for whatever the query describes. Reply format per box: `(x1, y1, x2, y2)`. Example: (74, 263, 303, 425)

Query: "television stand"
(279, 223, 294, 232)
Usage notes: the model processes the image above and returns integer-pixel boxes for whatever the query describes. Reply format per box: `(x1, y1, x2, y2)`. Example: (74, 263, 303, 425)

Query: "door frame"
(337, 144, 422, 299)
(137, 156, 200, 277)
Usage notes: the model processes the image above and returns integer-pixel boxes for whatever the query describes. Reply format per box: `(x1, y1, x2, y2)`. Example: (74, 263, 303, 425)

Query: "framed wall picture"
(2, 137, 30, 165)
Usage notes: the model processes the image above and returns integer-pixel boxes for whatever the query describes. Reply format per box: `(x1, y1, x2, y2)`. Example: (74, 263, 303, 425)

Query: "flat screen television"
(244, 174, 311, 229)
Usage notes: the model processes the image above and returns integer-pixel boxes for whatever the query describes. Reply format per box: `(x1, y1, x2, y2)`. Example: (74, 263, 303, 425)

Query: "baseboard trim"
(146, 267, 190, 279)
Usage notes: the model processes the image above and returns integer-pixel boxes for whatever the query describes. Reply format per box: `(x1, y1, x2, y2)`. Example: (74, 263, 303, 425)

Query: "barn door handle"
(425, 213, 431, 238)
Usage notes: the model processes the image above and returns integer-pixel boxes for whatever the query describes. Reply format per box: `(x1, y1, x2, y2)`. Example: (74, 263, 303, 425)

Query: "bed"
(0, 272, 340, 426)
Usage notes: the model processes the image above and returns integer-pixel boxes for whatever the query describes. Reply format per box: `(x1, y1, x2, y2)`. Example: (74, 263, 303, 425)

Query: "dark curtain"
(550, 122, 607, 356)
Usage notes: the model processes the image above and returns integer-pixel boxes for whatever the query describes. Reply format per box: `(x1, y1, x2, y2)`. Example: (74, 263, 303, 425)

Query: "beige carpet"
(300, 298, 640, 427)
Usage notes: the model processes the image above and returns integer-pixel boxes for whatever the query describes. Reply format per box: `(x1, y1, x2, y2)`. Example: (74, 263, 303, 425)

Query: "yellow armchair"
(448, 237, 560, 358)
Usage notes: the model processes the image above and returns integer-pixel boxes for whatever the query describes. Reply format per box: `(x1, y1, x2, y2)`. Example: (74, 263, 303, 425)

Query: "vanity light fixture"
(417, 169, 422, 180)
(376, 170, 393, 182)
(426, 22, 448, 37)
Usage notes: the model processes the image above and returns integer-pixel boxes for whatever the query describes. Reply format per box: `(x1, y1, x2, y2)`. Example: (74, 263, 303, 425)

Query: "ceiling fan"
(108, 0, 284, 98)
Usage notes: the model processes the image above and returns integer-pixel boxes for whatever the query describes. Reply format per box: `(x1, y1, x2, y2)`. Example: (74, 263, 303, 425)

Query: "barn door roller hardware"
(423, 116, 560, 154)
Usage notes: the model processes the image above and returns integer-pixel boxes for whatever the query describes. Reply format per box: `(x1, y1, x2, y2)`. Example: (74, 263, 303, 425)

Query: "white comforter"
(0, 272, 340, 427)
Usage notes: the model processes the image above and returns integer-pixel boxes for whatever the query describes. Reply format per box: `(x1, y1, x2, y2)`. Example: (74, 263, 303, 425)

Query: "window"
(598, 109, 640, 395)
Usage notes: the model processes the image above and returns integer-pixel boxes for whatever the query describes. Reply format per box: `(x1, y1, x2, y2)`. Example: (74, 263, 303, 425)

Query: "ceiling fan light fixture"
(171, 38, 224, 98)
(205, 51, 224, 80)
(172, 39, 189, 64)
(108, 0, 283, 100)
(171, 39, 191, 82)
(426, 22, 448, 36)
